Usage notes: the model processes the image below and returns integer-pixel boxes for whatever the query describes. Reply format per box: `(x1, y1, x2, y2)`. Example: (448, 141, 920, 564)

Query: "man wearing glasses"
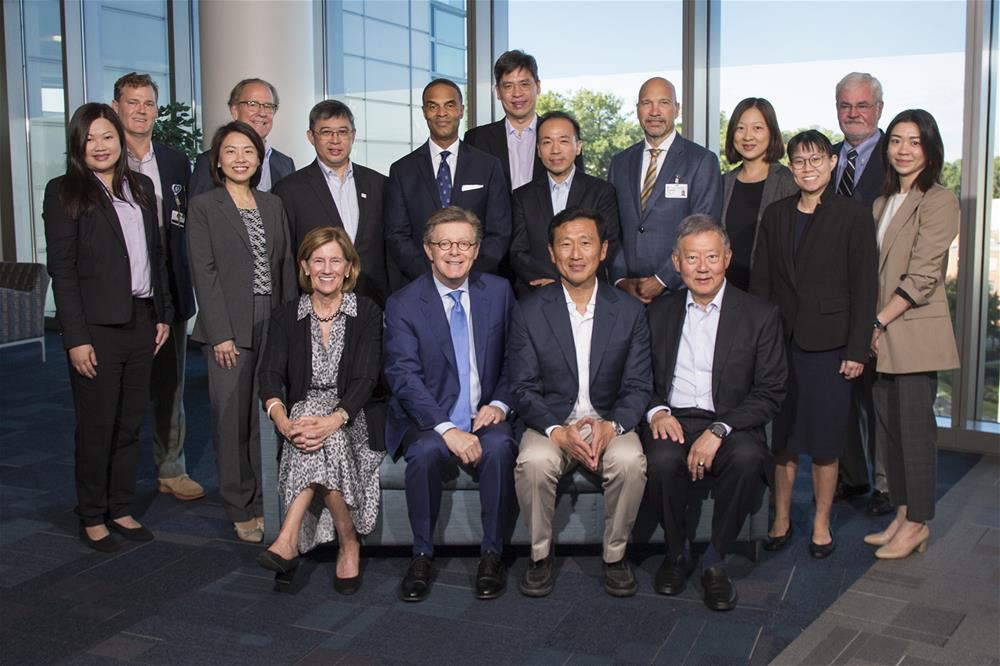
(189, 78, 295, 197)
(384, 206, 518, 602)
(273, 100, 389, 305)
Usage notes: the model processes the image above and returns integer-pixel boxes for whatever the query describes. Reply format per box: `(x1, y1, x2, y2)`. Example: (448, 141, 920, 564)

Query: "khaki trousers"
(515, 427, 646, 562)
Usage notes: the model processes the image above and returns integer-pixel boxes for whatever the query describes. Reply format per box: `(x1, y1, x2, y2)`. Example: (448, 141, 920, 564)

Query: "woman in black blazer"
(43, 103, 173, 551)
(187, 121, 297, 542)
(257, 227, 385, 594)
(750, 130, 877, 558)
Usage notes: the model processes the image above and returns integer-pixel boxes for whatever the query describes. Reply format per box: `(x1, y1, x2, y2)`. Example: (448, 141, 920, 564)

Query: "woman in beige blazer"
(866, 110, 959, 559)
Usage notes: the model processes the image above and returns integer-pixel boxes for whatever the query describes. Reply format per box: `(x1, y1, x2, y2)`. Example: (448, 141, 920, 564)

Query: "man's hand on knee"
(550, 423, 597, 471)
(443, 428, 483, 466)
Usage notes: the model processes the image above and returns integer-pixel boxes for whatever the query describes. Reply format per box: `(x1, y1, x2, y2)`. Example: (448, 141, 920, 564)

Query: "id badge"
(170, 210, 186, 227)
(665, 183, 688, 199)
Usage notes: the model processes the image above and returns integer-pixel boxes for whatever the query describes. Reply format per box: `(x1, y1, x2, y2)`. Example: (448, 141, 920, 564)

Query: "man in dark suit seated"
(509, 111, 619, 296)
(509, 206, 652, 598)
(273, 100, 389, 305)
(384, 206, 518, 602)
(642, 215, 786, 611)
(189, 78, 295, 197)
(385, 78, 511, 281)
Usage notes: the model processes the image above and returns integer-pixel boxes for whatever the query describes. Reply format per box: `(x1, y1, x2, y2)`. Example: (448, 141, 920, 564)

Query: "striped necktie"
(837, 148, 857, 198)
(640, 148, 662, 213)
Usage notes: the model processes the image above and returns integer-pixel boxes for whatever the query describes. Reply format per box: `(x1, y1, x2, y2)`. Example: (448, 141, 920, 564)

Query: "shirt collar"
(319, 159, 353, 183)
(296, 292, 359, 321)
(645, 129, 677, 156)
(685, 280, 726, 312)
(433, 273, 470, 300)
(429, 138, 460, 160)
(843, 129, 881, 161)
(562, 280, 598, 312)
(505, 116, 537, 137)
(126, 143, 156, 165)
(548, 166, 576, 192)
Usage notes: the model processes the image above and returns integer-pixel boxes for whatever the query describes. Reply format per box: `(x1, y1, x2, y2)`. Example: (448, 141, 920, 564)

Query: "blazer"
(872, 184, 960, 374)
(152, 142, 196, 321)
(258, 295, 386, 450)
(188, 146, 296, 199)
(828, 132, 886, 210)
(43, 173, 173, 350)
(509, 170, 621, 293)
(463, 117, 584, 192)
(749, 193, 878, 363)
(721, 163, 798, 269)
(384, 141, 512, 280)
(645, 285, 787, 436)
(383, 271, 515, 458)
(273, 159, 389, 305)
(508, 281, 652, 433)
(607, 135, 722, 288)
(186, 187, 297, 348)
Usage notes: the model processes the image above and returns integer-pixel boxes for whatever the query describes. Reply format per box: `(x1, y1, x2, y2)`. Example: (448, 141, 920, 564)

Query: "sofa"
(0, 262, 49, 362)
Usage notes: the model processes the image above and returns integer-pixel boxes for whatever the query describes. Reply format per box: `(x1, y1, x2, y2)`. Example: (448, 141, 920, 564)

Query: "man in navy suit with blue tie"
(384, 206, 518, 602)
(608, 77, 722, 304)
(385, 79, 511, 281)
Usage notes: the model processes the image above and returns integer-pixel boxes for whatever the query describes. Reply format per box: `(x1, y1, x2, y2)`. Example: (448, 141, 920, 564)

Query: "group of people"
(43, 49, 959, 613)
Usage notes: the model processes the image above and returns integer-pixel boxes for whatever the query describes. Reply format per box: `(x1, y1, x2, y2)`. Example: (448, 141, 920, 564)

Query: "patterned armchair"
(0, 262, 49, 361)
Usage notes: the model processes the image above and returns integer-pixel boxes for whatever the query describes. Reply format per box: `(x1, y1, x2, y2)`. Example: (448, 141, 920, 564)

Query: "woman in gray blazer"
(187, 121, 297, 542)
(721, 98, 798, 291)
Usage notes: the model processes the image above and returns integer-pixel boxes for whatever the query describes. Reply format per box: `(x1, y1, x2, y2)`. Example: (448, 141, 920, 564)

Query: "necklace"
(310, 297, 342, 322)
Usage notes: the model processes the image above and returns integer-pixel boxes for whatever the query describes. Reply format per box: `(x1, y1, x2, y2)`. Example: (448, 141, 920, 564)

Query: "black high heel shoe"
(79, 523, 119, 553)
(763, 523, 794, 552)
(809, 529, 836, 559)
(256, 549, 300, 575)
(107, 520, 154, 542)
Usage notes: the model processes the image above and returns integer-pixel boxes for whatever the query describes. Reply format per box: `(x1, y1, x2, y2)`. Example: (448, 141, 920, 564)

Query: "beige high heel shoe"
(864, 523, 899, 546)
(875, 524, 929, 559)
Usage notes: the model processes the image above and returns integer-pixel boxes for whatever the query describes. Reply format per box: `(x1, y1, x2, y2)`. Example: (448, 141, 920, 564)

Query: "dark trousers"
(150, 317, 188, 478)
(642, 410, 767, 557)
(401, 422, 517, 557)
(69, 298, 155, 526)
(841, 362, 879, 489)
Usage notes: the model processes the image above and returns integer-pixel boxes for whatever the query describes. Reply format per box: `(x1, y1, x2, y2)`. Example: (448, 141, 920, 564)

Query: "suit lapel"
(566, 172, 587, 209)
(416, 142, 442, 207)
(97, 199, 128, 252)
(588, 283, 615, 383)
(469, 274, 489, 376)
(662, 293, 687, 390)
(535, 177, 555, 222)
(878, 190, 922, 270)
(626, 143, 644, 220)
(216, 188, 252, 254)
(542, 287, 578, 380)
(305, 160, 344, 229)
(352, 165, 371, 248)
(492, 122, 512, 188)
(419, 274, 457, 371)
(254, 191, 277, 260)
(711, 287, 740, 398)
(778, 200, 798, 289)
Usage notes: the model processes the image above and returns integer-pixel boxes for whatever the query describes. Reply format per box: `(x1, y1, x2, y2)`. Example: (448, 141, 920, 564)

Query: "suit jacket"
(749, 193, 877, 363)
(188, 146, 295, 199)
(384, 141, 512, 280)
(509, 170, 620, 293)
(872, 184, 959, 374)
(829, 131, 885, 210)
(186, 187, 297, 348)
(152, 142, 196, 321)
(508, 281, 652, 433)
(463, 117, 585, 192)
(43, 173, 174, 350)
(721, 162, 798, 270)
(607, 135, 722, 288)
(273, 159, 389, 305)
(645, 285, 787, 437)
(383, 271, 515, 458)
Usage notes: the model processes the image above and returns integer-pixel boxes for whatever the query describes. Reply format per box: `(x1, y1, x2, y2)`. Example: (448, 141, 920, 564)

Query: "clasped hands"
(550, 416, 617, 472)
(443, 404, 507, 466)
(649, 411, 722, 481)
(616, 276, 665, 304)
(274, 410, 346, 453)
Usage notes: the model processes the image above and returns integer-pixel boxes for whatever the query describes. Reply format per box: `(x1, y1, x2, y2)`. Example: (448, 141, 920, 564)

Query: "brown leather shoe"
(158, 474, 205, 500)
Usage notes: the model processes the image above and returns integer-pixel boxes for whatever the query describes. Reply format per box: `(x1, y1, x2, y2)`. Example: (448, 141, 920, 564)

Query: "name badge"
(170, 210, 186, 228)
(665, 183, 688, 199)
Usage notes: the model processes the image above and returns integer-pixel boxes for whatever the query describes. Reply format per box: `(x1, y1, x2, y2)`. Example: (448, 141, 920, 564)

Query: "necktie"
(447, 290, 471, 431)
(640, 148, 663, 213)
(838, 148, 857, 198)
(437, 150, 452, 207)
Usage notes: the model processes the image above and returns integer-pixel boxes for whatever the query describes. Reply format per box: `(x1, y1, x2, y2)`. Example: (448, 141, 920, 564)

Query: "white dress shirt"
(126, 144, 164, 244)
(258, 143, 274, 192)
(429, 138, 460, 185)
(506, 116, 537, 190)
(638, 130, 676, 196)
(877, 191, 907, 249)
(545, 282, 599, 436)
(549, 166, 576, 216)
(319, 159, 361, 242)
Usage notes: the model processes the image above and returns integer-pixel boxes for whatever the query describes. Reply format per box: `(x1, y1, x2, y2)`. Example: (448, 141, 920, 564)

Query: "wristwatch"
(612, 421, 626, 436)
(334, 407, 350, 424)
(708, 422, 728, 440)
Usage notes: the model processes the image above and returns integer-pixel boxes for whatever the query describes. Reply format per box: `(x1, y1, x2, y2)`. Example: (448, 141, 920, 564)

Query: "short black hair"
(493, 49, 539, 85)
(537, 110, 581, 142)
(725, 97, 785, 164)
(882, 109, 945, 195)
(786, 129, 834, 159)
(209, 121, 265, 189)
(548, 206, 607, 245)
(422, 78, 463, 105)
(309, 99, 355, 131)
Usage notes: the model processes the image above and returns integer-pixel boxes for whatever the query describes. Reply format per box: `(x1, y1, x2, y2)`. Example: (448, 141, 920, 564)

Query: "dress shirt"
(834, 130, 880, 189)
(545, 282, 600, 436)
(319, 160, 361, 242)
(126, 144, 163, 242)
(638, 131, 677, 197)
(428, 138, 460, 186)
(258, 143, 274, 192)
(431, 274, 509, 434)
(104, 177, 152, 298)
(877, 191, 907, 249)
(506, 117, 537, 190)
(549, 166, 576, 216)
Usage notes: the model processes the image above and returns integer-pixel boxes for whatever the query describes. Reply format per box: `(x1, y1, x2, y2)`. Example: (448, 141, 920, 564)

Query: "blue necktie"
(437, 150, 452, 207)
(447, 290, 471, 431)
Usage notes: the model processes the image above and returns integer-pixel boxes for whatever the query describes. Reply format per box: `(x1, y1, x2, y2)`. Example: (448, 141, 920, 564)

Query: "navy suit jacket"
(607, 135, 721, 289)
(828, 131, 886, 211)
(508, 281, 652, 433)
(384, 141, 511, 280)
(188, 146, 295, 199)
(153, 142, 196, 321)
(383, 271, 515, 458)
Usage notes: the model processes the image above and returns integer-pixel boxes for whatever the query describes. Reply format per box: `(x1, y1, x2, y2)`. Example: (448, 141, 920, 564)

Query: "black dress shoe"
(653, 553, 696, 595)
(256, 549, 300, 575)
(475, 552, 507, 600)
(79, 523, 119, 553)
(809, 530, 836, 559)
(107, 520, 154, 542)
(603, 559, 638, 597)
(763, 523, 794, 552)
(399, 554, 433, 602)
(334, 573, 362, 595)
(701, 566, 738, 611)
(519, 555, 554, 597)
(866, 490, 894, 516)
(834, 481, 870, 502)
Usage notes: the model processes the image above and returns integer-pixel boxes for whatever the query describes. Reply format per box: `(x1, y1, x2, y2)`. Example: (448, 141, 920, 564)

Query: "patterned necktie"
(447, 290, 471, 431)
(838, 148, 857, 198)
(437, 150, 452, 207)
(640, 148, 663, 213)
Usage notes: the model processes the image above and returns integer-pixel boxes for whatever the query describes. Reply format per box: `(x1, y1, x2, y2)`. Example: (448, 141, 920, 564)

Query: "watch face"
(711, 424, 726, 438)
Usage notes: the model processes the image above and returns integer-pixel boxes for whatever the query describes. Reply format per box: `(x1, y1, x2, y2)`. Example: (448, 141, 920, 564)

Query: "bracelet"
(874, 318, 887, 332)
(266, 401, 285, 421)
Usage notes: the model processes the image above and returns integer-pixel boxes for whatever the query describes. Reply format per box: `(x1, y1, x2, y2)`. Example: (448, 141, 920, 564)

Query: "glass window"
(364, 18, 410, 65)
(978, 55, 1000, 425)
(432, 6, 464, 45)
(83, 1, 169, 103)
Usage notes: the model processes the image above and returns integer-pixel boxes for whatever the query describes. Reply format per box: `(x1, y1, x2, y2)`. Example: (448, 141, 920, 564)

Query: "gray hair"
(227, 78, 280, 109)
(835, 72, 883, 104)
(673, 214, 730, 253)
(422, 206, 483, 245)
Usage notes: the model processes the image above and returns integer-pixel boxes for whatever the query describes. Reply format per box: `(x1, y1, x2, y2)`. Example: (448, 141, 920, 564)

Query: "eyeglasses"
(237, 100, 278, 113)
(427, 239, 478, 251)
(789, 154, 828, 170)
(837, 102, 876, 113)
(314, 128, 353, 140)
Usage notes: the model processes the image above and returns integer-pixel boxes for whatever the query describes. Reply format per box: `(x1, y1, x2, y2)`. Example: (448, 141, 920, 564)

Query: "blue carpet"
(0, 333, 981, 665)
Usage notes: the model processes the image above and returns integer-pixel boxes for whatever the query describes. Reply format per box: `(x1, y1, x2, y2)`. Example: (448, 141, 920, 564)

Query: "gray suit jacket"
(187, 187, 297, 347)
(721, 163, 798, 268)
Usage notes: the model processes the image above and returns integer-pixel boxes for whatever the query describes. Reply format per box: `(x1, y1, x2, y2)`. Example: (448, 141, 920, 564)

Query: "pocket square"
(460, 184, 484, 191)
(360, 192, 367, 199)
